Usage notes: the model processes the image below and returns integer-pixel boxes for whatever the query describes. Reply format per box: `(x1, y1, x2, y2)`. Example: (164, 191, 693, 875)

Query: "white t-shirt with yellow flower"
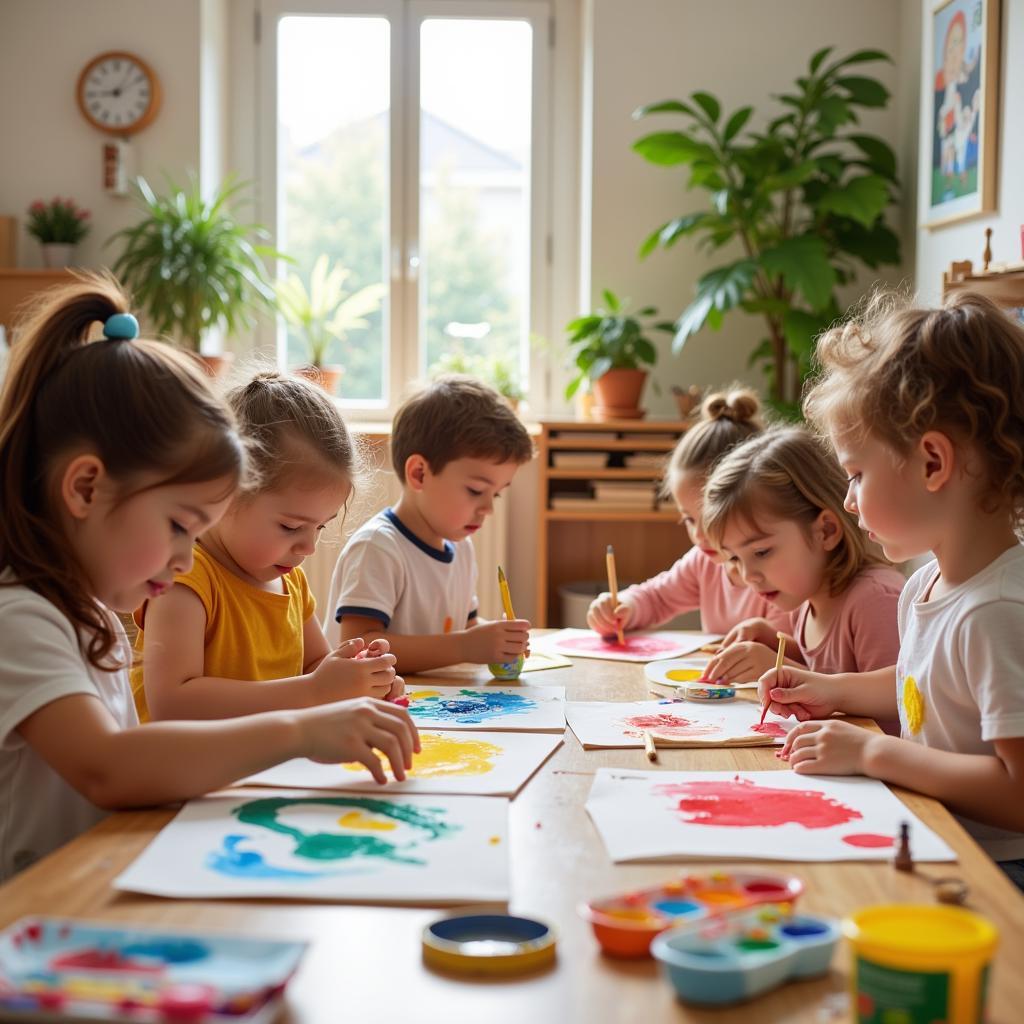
(897, 546, 1024, 861)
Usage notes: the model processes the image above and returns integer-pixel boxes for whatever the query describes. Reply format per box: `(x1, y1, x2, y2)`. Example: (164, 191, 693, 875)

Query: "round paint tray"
(422, 914, 556, 976)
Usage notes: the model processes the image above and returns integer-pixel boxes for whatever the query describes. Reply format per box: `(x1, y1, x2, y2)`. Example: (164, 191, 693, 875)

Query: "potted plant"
(26, 197, 90, 267)
(429, 349, 525, 412)
(274, 254, 385, 396)
(633, 46, 900, 416)
(565, 289, 671, 420)
(107, 176, 278, 375)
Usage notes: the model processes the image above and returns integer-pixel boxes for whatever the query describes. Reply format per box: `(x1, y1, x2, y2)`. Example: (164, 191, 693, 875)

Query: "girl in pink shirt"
(701, 427, 904, 707)
(587, 387, 789, 639)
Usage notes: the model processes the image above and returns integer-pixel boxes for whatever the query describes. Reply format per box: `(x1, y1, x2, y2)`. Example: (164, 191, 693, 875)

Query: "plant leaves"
(809, 46, 834, 73)
(633, 99, 697, 119)
(632, 131, 711, 166)
(837, 75, 890, 108)
(673, 259, 756, 353)
(847, 134, 897, 180)
(723, 106, 753, 142)
(601, 288, 620, 312)
(759, 235, 837, 309)
(691, 91, 721, 123)
(823, 49, 892, 75)
(817, 174, 890, 227)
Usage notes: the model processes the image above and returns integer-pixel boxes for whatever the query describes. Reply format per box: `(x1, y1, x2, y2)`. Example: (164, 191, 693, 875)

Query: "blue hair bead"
(103, 313, 139, 340)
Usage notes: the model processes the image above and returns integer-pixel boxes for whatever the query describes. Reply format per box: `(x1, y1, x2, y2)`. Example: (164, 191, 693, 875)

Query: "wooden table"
(1, 648, 1022, 1023)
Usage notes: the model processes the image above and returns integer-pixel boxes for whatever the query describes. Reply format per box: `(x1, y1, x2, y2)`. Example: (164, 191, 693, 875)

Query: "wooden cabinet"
(942, 259, 1024, 308)
(535, 419, 689, 626)
(0, 270, 74, 340)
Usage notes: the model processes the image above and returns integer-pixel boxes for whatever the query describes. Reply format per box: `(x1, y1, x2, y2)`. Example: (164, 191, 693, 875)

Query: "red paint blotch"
(655, 777, 863, 830)
(622, 713, 719, 739)
(750, 722, 787, 737)
(561, 635, 682, 657)
(841, 832, 894, 848)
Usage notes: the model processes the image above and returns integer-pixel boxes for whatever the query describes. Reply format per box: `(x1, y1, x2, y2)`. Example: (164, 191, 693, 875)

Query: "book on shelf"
(624, 453, 668, 469)
(550, 451, 609, 469)
(550, 431, 612, 442)
(618, 432, 679, 443)
(550, 497, 654, 512)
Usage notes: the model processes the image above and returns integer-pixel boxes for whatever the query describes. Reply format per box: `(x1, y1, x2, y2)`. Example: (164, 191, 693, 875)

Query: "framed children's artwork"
(923, 0, 1000, 228)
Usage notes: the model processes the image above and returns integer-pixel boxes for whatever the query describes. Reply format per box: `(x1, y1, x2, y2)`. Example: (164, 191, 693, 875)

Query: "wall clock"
(76, 51, 161, 137)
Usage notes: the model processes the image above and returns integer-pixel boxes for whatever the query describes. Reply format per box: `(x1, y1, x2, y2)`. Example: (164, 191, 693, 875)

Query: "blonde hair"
(703, 426, 882, 596)
(226, 371, 355, 496)
(0, 272, 246, 670)
(804, 290, 1024, 526)
(661, 385, 764, 498)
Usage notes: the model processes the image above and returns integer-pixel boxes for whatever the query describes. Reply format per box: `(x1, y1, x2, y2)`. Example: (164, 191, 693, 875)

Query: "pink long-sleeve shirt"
(620, 546, 792, 635)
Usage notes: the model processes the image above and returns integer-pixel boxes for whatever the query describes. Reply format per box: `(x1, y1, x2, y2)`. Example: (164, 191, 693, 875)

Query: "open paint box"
(579, 870, 804, 958)
(652, 903, 840, 1006)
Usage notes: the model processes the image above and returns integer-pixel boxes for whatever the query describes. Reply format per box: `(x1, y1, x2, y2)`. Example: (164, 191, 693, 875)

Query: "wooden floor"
(1, 642, 1022, 1023)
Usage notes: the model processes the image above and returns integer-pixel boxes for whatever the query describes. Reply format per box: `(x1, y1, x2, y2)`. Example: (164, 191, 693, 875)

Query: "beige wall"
(914, 0, 1024, 301)
(0, 0, 204, 270)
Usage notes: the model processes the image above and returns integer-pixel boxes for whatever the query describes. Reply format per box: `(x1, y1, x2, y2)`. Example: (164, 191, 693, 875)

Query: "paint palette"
(652, 904, 840, 1006)
(0, 916, 307, 1022)
(579, 871, 804, 958)
(645, 658, 758, 690)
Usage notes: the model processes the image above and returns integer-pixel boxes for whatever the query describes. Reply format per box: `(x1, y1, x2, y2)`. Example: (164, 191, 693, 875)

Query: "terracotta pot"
(295, 365, 344, 396)
(197, 352, 235, 378)
(592, 368, 647, 420)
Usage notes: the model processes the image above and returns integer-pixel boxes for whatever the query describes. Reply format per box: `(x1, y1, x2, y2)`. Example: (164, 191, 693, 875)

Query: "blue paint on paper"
(206, 835, 335, 879)
(121, 940, 209, 964)
(409, 689, 536, 724)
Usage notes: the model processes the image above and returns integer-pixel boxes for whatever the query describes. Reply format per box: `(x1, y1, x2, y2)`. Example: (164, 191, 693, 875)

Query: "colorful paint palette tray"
(652, 904, 840, 1006)
(579, 871, 804, 959)
(0, 916, 307, 1022)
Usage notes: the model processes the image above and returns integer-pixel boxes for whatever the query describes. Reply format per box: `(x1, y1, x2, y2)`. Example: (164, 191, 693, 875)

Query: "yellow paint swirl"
(902, 675, 925, 735)
(665, 668, 704, 683)
(336, 810, 397, 832)
(343, 732, 501, 778)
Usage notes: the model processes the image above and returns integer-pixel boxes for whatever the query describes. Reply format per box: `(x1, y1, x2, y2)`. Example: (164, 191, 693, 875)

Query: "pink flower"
(30, 201, 45, 213)
(76, 209, 90, 220)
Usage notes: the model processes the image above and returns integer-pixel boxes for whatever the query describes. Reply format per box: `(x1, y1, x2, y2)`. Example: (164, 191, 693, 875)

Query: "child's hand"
(720, 617, 779, 649)
(310, 639, 399, 701)
(757, 666, 842, 721)
(297, 697, 420, 783)
(462, 618, 531, 664)
(702, 641, 777, 683)
(779, 720, 875, 776)
(587, 592, 634, 637)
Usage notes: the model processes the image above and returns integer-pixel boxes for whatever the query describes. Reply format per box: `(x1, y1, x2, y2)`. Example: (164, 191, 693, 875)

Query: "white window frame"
(256, 0, 552, 418)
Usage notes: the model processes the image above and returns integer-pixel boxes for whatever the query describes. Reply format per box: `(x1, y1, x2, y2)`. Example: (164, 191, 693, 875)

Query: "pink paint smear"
(654, 776, 863, 830)
(750, 722, 787, 737)
(622, 713, 720, 740)
(841, 832, 894, 848)
(560, 635, 682, 657)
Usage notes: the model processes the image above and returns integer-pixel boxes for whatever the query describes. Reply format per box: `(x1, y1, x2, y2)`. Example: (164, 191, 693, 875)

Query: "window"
(263, 0, 549, 412)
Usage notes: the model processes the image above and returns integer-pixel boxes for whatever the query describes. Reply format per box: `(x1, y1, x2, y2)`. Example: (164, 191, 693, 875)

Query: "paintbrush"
(643, 729, 658, 763)
(760, 631, 787, 726)
(606, 544, 625, 646)
(497, 565, 515, 620)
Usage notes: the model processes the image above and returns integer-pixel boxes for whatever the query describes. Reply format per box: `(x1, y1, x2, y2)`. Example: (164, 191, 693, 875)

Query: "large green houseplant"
(565, 289, 671, 419)
(633, 46, 901, 414)
(108, 176, 277, 369)
(275, 253, 385, 395)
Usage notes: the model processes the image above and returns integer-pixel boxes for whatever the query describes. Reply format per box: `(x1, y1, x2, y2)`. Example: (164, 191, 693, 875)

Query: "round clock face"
(77, 51, 161, 136)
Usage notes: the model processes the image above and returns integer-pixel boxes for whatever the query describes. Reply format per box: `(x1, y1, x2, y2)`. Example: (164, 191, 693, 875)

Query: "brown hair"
(804, 290, 1024, 527)
(226, 371, 355, 496)
(0, 272, 246, 670)
(703, 426, 882, 596)
(390, 374, 533, 481)
(661, 385, 764, 498)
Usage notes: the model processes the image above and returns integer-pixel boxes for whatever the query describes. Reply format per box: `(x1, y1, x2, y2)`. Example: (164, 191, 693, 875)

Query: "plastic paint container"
(422, 914, 555, 977)
(488, 654, 525, 680)
(843, 905, 998, 1024)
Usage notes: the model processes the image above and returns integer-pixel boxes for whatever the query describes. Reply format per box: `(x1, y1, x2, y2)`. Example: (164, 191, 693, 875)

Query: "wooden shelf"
(548, 468, 663, 480)
(545, 509, 677, 522)
(0, 268, 75, 336)
(942, 259, 1024, 307)
(547, 438, 679, 451)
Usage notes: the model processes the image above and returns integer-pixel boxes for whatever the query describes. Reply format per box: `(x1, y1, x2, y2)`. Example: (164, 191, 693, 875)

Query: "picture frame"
(923, 0, 1001, 229)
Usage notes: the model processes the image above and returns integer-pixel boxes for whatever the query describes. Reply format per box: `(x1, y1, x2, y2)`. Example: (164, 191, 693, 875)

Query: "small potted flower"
(26, 197, 91, 267)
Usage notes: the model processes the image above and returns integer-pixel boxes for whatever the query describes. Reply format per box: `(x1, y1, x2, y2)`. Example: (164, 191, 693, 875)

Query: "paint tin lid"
(843, 904, 998, 957)
(684, 683, 736, 701)
(422, 914, 556, 976)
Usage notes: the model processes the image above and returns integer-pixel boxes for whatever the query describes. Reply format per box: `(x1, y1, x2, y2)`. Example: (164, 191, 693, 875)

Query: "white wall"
(915, 0, 1024, 301)
(0, 0, 203, 269)
(576, 0, 915, 419)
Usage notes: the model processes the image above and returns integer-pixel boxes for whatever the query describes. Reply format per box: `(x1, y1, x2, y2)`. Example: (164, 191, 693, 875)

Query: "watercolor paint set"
(0, 917, 307, 1022)
(579, 870, 804, 958)
(652, 903, 840, 1006)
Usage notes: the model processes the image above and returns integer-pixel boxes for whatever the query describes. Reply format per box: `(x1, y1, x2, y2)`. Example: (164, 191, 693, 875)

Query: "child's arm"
(143, 586, 398, 720)
(340, 613, 531, 674)
(757, 664, 900, 721)
(782, 725, 1024, 835)
(17, 692, 420, 807)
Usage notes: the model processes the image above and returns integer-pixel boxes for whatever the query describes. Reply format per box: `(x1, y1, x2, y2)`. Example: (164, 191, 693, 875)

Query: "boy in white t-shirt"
(758, 293, 1024, 887)
(327, 375, 534, 673)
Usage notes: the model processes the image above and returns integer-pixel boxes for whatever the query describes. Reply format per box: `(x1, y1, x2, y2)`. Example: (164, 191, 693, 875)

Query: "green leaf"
(816, 174, 890, 227)
(633, 99, 697, 119)
(837, 76, 890, 108)
(759, 235, 837, 309)
(601, 288, 620, 312)
(638, 213, 708, 258)
(830, 219, 901, 268)
(723, 106, 753, 142)
(762, 161, 818, 191)
(823, 49, 891, 75)
(673, 259, 757, 353)
(815, 95, 855, 132)
(782, 309, 827, 366)
(847, 134, 897, 180)
(691, 91, 721, 123)
(589, 356, 613, 381)
(809, 46, 834, 73)
(633, 131, 711, 166)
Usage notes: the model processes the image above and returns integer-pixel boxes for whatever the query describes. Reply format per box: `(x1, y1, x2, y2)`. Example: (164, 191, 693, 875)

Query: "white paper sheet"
(538, 628, 721, 663)
(115, 790, 509, 903)
(586, 768, 957, 863)
(401, 684, 565, 731)
(242, 731, 562, 796)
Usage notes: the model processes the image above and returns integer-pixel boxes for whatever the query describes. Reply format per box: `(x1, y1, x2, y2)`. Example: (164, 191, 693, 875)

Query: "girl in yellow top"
(133, 372, 402, 721)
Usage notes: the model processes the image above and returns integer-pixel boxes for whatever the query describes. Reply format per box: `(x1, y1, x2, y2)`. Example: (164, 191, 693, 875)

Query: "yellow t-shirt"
(131, 544, 316, 721)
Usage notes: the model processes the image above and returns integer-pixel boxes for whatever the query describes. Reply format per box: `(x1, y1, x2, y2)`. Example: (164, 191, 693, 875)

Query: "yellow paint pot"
(843, 904, 997, 1024)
